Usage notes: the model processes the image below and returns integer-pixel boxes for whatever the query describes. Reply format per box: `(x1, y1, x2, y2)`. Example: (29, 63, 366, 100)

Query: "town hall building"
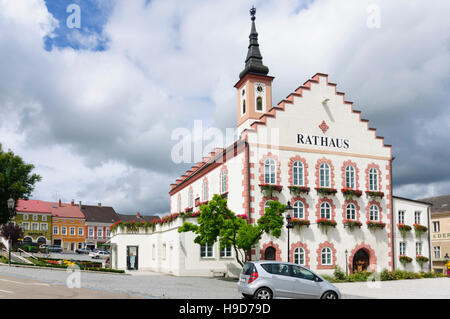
(110, 9, 431, 276)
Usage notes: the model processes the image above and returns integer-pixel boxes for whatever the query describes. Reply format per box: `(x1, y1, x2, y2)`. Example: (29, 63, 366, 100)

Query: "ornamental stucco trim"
(316, 241, 337, 270)
(288, 155, 309, 187)
(260, 241, 282, 261)
(315, 158, 335, 189)
(341, 160, 360, 190)
(348, 242, 377, 273)
(290, 242, 311, 269)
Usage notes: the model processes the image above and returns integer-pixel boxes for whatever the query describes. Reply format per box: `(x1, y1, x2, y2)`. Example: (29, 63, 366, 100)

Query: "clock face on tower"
(255, 82, 265, 94)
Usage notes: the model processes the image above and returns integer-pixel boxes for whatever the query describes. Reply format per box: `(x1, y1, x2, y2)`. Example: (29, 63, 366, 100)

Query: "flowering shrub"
(288, 186, 310, 195)
(365, 191, 384, 199)
(315, 187, 338, 196)
(367, 221, 386, 230)
(236, 214, 247, 219)
(184, 207, 193, 213)
(341, 188, 363, 200)
(343, 219, 362, 230)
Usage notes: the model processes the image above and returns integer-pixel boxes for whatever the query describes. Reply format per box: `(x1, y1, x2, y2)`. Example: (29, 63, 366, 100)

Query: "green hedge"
(323, 266, 444, 283)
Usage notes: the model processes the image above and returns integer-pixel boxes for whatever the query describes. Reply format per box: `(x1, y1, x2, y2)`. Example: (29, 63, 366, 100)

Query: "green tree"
(0, 144, 42, 224)
(0, 222, 24, 249)
(178, 194, 285, 267)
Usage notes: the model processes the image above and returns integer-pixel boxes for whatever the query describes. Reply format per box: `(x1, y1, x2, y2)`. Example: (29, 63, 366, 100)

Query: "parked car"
(47, 245, 63, 253)
(89, 250, 110, 259)
(76, 248, 91, 254)
(237, 261, 341, 299)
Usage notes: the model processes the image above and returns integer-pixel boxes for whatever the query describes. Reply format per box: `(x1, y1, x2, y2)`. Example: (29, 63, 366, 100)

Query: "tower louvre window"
(256, 96, 263, 111)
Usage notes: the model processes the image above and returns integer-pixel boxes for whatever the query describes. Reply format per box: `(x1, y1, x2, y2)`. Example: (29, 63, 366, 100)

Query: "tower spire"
(239, 6, 269, 79)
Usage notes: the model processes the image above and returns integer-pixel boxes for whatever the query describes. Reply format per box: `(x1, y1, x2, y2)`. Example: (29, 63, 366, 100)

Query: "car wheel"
(321, 291, 338, 299)
(253, 288, 272, 299)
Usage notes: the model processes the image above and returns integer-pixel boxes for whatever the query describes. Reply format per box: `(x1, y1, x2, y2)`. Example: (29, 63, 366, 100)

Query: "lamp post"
(7, 198, 15, 267)
(345, 249, 348, 276)
(444, 253, 449, 277)
(285, 201, 294, 263)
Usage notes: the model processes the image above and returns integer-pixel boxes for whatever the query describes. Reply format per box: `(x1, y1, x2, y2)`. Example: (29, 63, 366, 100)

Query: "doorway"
(352, 249, 370, 272)
(264, 246, 276, 260)
(127, 246, 139, 270)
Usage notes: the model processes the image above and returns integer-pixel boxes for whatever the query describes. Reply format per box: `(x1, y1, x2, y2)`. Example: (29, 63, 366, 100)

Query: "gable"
(244, 73, 392, 160)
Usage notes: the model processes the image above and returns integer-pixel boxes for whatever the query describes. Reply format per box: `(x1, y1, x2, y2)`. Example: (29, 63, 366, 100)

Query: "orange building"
(45, 200, 86, 252)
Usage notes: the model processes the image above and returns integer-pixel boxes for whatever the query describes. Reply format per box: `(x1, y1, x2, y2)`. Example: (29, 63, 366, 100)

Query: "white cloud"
(0, 0, 449, 214)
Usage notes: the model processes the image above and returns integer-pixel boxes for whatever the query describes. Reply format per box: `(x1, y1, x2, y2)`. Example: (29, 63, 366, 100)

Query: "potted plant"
(343, 219, 362, 231)
(341, 188, 363, 200)
(259, 184, 283, 198)
(365, 191, 385, 199)
(288, 186, 310, 196)
(291, 218, 310, 229)
(413, 223, 428, 238)
(317, 218, 337, 234)
(416, 255, 429, 271)
(315, 187, 338, 197)
(367, 221, 386, 230)
(397, 223, 412, 239)
(399, 255, 412, 269)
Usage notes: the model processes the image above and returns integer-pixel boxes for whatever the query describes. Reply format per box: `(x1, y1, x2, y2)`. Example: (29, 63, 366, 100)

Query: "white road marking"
(0, 289, 13, 294)
(0, 278, 50, 287)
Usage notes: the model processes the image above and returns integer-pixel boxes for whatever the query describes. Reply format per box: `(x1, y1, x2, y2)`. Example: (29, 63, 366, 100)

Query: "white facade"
(110, 217, 242, 277)
(392, 197, 432, 272)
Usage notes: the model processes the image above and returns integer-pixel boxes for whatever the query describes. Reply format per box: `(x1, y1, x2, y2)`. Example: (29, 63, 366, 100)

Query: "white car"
(89, 250, 110, 259)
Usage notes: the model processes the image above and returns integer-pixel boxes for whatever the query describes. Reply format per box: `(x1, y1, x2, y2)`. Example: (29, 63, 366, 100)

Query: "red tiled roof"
(44, 201, 85, 219)
(15, 199, 51, 214)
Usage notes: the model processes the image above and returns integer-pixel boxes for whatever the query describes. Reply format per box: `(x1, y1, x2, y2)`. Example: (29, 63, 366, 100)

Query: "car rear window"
(243, 263, 256, 275)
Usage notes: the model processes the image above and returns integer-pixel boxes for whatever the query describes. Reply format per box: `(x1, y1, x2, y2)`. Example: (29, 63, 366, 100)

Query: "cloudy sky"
(0, 0, 449, 215)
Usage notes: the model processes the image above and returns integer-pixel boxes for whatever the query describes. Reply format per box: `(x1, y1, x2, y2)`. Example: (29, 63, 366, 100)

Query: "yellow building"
(45, 200, 86, 252)
(420, 194, 450, 274)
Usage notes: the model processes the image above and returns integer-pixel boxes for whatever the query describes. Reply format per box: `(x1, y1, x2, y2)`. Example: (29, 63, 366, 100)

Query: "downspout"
(390, 157, 395, 271)
(427, 205, 432, 272)
(245, 138, 252, 261)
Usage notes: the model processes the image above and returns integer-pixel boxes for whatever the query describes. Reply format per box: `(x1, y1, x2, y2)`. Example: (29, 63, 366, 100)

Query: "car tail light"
(248, 272, 259, 284)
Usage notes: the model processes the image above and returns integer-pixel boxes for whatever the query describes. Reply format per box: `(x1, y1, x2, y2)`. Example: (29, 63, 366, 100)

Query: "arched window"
(319, 163, 330, 188)
(369, 205, 379, 221)
(346, 203, 356, 220)
(293, 161, 304, 186)
(256, 96, 263, 111)
(345, 165, 355, 189)
(188, 188, 193, 208)
(264, 158, 276, 184)
(242, 99, 246, 114)
(369, 168, 378, 191)
(294, 247, 305, 266)
(202, 179, 208, 201)
(221, 169, 227, 194)
(321, 247, 332, 265)
(320, 202, 331, 219)
(293, 201, 304, 219)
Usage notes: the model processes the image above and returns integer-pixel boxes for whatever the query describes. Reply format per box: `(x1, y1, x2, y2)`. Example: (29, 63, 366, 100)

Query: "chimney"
(58, 199, 61, 207)
(98, 203, 102, 207)
(71, 200, 74, 206)
(79, 201, 82, 209)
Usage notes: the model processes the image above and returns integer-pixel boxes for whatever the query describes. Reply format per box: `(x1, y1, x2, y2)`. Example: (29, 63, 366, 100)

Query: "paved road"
(0, 264, 241, 299)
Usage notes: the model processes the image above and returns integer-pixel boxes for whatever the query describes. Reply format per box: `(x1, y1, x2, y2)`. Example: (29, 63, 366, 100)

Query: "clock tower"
(235, 7, 274, 136)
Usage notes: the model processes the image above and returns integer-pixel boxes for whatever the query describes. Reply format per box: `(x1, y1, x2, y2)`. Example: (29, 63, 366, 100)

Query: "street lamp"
(7, 198, 15, 267)
(285, 201, 294, 263)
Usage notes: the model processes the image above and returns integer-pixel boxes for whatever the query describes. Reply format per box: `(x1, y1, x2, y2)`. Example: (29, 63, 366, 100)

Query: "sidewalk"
(334, 278, 450, 299)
